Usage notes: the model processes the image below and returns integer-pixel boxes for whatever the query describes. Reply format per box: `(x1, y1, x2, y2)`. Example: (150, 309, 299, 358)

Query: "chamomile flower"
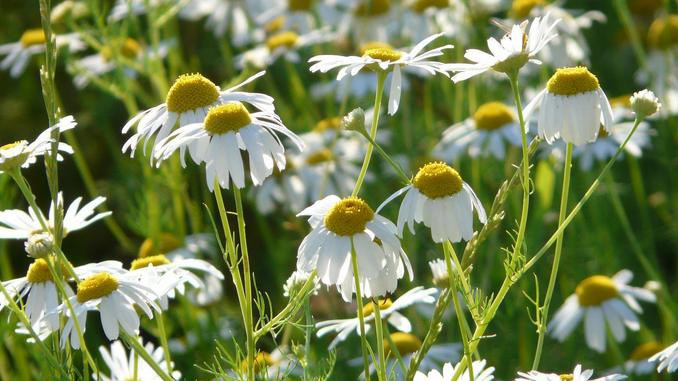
(309, 33, 453, 115)
(236, 29, 334, 69)
(256, 0, 341, 34)
(515, 364, 626, 381)
(414, 359, 496, 381)
(380, 162, 486, 243)
(179, 0, 265, 45)
(316, 287, 437, 348)
(522, 66, 614, 146)
(0, 115, 76, 174)
(108, 0, 168, 21)
(548, 269, 656, 353)
(434, 101, 523, 161)
(636, 16, 678, 115)
(153, 99, 303, 191)
(122, 71, 274, 158)
(623, 342, 665, 375)
(250, 163, 307, 215)
(337, 0, 397, 43)
(0, 29, 84, 77)
(296, 195, 412, 302)
(649, 340, 678, 373)
(445, 13, 559, 82)
(283, 270, 320, 298)
(97, 339, 181, 381)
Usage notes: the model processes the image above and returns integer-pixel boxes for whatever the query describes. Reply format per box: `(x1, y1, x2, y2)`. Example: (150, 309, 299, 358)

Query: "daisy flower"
(434, 101, 523, 161)
(153, 98, 303, 191)
(0, 115, 76, 174)
(336, 0, 397, 43)
(309, 33, 453, 115)
(414, 359, 495, 381)
(623, 342, 665, 375)
(316, 287, 437, 348)
(121, 71, 274, 158)
(379, 162, 486, 243)
(107, 0, 168, 21)
(97, 339, 181, 381)
(179, 0, 266, 45)
(256, 0, 341, 35)
(0, 29, 84, 77)
(650, 340, 678, 373)
(445, 13, 559, 82)
(515, 364, 626, 381)
(522, 66, 614, 145)
(236, 29, 334, 69)
(548, 269, 656, 353)
(296, 195, 412, 302)
(283, 269, 320, 298)
(250, 162, 307, 215)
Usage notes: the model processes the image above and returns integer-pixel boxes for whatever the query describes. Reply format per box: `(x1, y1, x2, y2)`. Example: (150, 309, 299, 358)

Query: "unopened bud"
(630, 89, 661, 118)
(25, 233, 54, 259)
(342, 108, 366, 133)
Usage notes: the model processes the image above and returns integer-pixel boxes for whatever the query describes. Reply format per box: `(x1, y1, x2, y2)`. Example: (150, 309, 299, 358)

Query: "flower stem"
(156, 314, 174, 374)
(372, 298, 388, 381)
(351, 240, 372, 381)
(444, 243, 474, 381)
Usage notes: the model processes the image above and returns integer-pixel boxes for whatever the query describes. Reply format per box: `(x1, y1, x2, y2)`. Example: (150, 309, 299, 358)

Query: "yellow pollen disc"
(597, 125, 610, 139)
(546, 66, 600, 96)
(630, 342, 663, 361)
(165, 73, 220, 114)
(511, 0, 543, 19)
(306, 148, 333, 165)
(288, 0, 314, 11)
(138, 233, 182, 258)
(473, 102, 515, 131)
(20, 29, 47, 47)
(413, 162, 463, 199)
(266, 31, 299, 51)
(363, 47, 402, 62)
(241, 352, 276, 373)
(575, 275, 619, 306)
(313, 117, 342, 132)
(76, 272, 120, 303)
(410, 0, 449, 12)
(384, 332, 422, 356)
(647, 15, 678, 50)
(101, 38, 142, 60)
(130, 254, 171, 270)
(26, 259, 53, 283)
(354, 0, 391, 17)
(609, 94, 632, 109)
(324, 197, 374, 236)
(559, 375, 574, 381)
(265, 16, 286, 34)
(1, 141, 24, 151)
(204, 102, 252, 135)
(362, 298, 393, 317)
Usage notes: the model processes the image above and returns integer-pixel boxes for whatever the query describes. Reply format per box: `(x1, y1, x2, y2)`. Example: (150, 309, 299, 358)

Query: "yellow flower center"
(313, 117, 342, 132)
(288, 0, 314, 11)
(101, 38, 142, 60)
(384, 332, 421, 356)
(575, 275, 619, 306)
(26, 259, 53, 283)
(306, 148, 333, 165)
(324, 197, 374, 236)
(165, 73, 220, 114)
(630, 342, 663, 361)
(241, 352, 276, 373)
(412, 162, 463, 199)
(511, 0, 543, 19)
(266, 31, 299, 51)
(410, 0, 449, 12)
(363, 47, 402, 62)
(76, 272, 120, 303)
(1, 141, 24, 151)
(559, 375, 574, 381)
(130, 254, 171, 270)
(609, 94, 632, 109)
(362, 298, 393, 316)
(265, 16, 286, 34)
(203, 102, 252, 135)
(138, 233, 182, 258)
(648, 15, 678, 50)
(546, 66, 600, 96)
(20, 29, 47, 47)
(597, 125, 610, 139)
(473, 102, 515, 131)
(354, 0, 391, 17)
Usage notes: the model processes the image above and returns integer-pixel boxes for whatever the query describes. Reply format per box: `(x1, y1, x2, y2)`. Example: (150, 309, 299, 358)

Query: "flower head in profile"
(649, 340, 678, 373)
(515, 364, 626, 381)
(549, 269, 656, 353)
(623, 342, 665, 375)
(309, 33, 453, 115)
(97, 339, 181, 381)
(415, 359, 495, 381)
(296, 195, 412, 302)
(0, 29, 84, 77)
(630, 89, 661, 118)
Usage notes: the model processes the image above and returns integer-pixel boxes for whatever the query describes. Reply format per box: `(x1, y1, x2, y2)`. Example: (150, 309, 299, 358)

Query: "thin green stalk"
(156, 314, 174, 374)
(356, 128, 410, 184)
(121, 331, 175, 381)
(444, 244, 474, 381)
(383, 325, 406, 376)
(532, 142, 573, 370)
(303, 296, 313, 381)
(612, 0, 647, 69)
(372, 299, 388, 381)
(351, 241, 372, 381)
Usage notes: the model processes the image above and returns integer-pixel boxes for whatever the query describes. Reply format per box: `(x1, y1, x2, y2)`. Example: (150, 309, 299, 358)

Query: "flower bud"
(342, 108, 366, 133)
(630, 89, 661, 118)
(25, 233, 54, 259)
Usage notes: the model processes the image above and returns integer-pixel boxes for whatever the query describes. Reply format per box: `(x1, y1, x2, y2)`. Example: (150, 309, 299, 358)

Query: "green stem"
(612, 0, 647, 69)
(156, 314, 174, 374)
(444, 244, 474, 381)
(373, 299, 388, 381)
(303, 296, 313, 381)
(351, 241, 372, 381)
(356, 129, 410, 184)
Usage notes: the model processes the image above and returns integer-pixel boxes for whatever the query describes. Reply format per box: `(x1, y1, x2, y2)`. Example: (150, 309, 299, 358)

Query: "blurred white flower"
(415, 359, 495, 381)
(97, 339, 181, 381)
(0, 29, 84, 77)
(516, 364, 625, 381)
(650, 340, 678, 373)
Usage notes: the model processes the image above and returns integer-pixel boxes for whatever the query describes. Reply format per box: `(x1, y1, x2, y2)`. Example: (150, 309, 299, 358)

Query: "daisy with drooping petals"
(414, 359, 495, 381)
(296, 195, 412, 302)
(153, 99, 303, 191)
(122, 71, 274, 158)
(316, 287, 437, 348)
(515, 364, 626, 381)
(0, 29, 84, 77)
(523, 66, 615, 146)
(445, 13, 559, 82)
(548, 269, 656, 353)
(97, 339, 181, 381)
(379, 162, 486, 243)
(236, 29, 335, 69)
(309, 33, 453, 115)
(650, 340, 678, 373)
(434, 101, 524, 161)
(0, 115, 76, 174)
(622, 342, 665, 375)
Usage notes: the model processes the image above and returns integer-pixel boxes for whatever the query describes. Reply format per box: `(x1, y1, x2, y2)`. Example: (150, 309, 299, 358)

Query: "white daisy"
(414, 359, 495, 381)
(515, 364, 626, 381)
(522, 66, 615, 146)
(310, 70, 410, 103)
(121, 71, 274, 158)
(107, 0, 168, 21)
(309, 33, 453, 115)
(336, 0, 397, 43)
(548, 269, 656, 353)
(445, 13, 559, 82)
(256, 0, 341, 35)
(379, 162, 486, 243)
(650, 340, 678, 373)
(0, 115, 76, 174)
(296, 195, 412, 302)
(623, 342, 665, 375)
(179, 0, 266, 45)
(434, 101, 523, 161)
(236, 29, 334, 69)
(153, 98, 303, 191)
(250, 162, 307, 215)
(316, 287, 437, 348)
(0, 29, 84, 77)
(97, 339, 181, 381)
(283, 269, 320, 298)
(636, 17, 678, 116)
